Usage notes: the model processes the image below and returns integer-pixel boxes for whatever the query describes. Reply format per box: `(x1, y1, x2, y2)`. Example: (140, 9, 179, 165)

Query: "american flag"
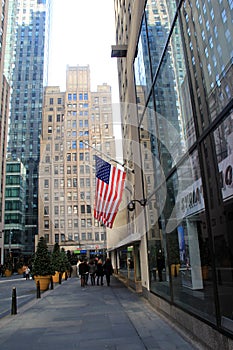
(94, 155, 126, 228)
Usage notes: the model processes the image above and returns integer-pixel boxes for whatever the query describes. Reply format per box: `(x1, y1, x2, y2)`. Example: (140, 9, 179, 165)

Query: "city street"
(0, 274, 43, 319)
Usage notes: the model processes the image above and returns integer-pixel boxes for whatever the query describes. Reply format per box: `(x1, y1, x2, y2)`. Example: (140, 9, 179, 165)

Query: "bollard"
(50, 275, 54, 290)
(11, 287, 17, 315)
(65, 271, 68, 280)
(59, 272, 62, 284)
(36, 280, 41, 298)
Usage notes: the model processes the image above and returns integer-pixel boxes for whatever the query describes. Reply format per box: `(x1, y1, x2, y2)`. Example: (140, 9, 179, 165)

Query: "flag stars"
(96, 156, 111, 184)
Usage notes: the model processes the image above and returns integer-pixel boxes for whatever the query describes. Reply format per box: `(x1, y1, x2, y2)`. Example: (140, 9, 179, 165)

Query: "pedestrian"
(96, 258, 104, 286)
(84, 259, 89, 285)
(103, 258, 114, 286)
(78, 259, 89, 287)
(157, 250, 165, 282)
(89, 259, 97, 285)
(25, 266, 30, 280)
(77, 259, 82, 278)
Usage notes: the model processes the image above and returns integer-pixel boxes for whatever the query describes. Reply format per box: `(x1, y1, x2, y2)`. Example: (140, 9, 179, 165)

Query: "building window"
(44, 220, 49, 229)
(44, 206, 49, 215)
(74, 233, 79, 241)
(49, 98, 53, 105)
(44, 179, 49, 188)
(101, 233, 106, 241)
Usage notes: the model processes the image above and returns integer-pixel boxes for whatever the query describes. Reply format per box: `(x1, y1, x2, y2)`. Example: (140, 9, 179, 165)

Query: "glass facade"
(4, 159, 26, 262)
(7, 0, 51, 254)
(134, 0, 233, 334)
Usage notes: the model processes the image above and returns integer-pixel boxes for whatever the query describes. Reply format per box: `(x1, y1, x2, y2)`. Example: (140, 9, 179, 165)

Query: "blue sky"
(48, 0, 119, 102)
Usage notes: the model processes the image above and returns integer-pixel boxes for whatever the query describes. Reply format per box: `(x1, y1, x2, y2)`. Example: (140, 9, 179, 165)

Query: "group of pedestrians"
(77, 257, 114, 288)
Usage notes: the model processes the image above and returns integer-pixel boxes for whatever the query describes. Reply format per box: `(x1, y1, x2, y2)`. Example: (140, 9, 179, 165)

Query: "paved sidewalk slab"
(0, 276, 202, 350)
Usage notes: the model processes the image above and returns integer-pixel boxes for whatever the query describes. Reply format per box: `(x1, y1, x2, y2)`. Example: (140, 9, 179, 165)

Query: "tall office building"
(38, 65, 115, 257)
(6, 0, 51, 255)
(111, 0, 233, 346)
(0, 0, 10, 264)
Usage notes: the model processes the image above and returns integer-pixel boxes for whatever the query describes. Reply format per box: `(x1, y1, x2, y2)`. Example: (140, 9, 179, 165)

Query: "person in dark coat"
(103, 258, 114, 286)
(79, 259, 89, 287)
(96, 259, 104, 286)
(157, 250, 165, 282)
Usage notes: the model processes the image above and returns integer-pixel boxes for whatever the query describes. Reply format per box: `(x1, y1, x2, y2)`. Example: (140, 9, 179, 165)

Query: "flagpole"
(82, 141, 134, 173)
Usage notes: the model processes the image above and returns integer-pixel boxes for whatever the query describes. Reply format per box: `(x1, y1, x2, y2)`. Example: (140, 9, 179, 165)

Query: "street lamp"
(127, 199, 147, 212)
(9, 231, 12, 254)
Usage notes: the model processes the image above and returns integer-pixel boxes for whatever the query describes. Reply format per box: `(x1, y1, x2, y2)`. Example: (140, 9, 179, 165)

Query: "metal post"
(36, 280, 41, 298)
(11, 287, 17, 315)
(59, 272, 62, 284)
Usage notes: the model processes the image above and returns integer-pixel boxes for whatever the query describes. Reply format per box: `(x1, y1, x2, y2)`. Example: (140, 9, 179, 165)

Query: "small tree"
(32, 237, 54, 276)
(60, 248, 71, 273)
(15, 254, 24, 270)
(51, 243, 63, 273)
(4, 252, 13, 271)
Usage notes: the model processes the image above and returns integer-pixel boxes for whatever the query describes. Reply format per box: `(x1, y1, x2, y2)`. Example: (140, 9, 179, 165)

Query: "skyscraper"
(38, 65, 115, 257)
(0, 0, 10, 264)
(7, 0, 51, 255)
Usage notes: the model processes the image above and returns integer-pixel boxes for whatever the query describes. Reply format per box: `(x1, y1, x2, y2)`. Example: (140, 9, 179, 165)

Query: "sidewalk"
(0, 276, 203, 350)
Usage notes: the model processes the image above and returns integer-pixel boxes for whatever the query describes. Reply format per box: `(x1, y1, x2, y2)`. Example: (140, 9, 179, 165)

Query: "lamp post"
(9, 231, 13, 254)
(127, 199, 147, 212)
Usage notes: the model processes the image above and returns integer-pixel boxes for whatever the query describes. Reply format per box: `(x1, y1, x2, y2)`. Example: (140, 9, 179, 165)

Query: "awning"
(108, 233, 142, 251)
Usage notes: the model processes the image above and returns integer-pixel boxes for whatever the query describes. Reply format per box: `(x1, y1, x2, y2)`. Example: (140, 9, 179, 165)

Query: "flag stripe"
(94, 155, 125, 228)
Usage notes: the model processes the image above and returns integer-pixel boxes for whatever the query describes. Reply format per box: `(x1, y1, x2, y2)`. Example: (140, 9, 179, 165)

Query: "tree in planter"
(32, 237, 54, 290)
(51, 243, 63, 282)
(4, 253, 13, 276)
(15, 254, 25, 274)
(60, 248, 71, 277)
(167, 232, 180, 277)
(32, 237, 54, 276)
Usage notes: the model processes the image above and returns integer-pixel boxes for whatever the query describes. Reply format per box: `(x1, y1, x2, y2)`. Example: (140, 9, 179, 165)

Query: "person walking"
(96, 258, 104, 286)
(76, 259, 81, 279)
(103, 258, 114, 286)
(25, 266, 30, 280)
(89, 259, 97, 285)
(78, 259, 89, 288)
